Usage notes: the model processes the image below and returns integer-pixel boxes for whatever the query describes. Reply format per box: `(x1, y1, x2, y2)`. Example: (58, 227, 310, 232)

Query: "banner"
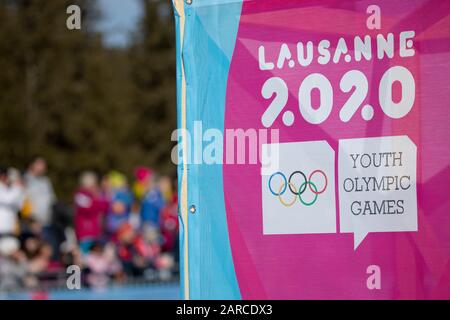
(174, 0, 450, 299)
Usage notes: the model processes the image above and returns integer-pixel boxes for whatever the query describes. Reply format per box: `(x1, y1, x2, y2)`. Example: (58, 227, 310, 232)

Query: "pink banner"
(223, 0, 450, 299)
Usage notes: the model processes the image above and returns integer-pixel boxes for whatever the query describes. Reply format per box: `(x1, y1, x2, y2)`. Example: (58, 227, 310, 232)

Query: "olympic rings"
(268, 170, 328, 206)
(278, 182, 297, 207)
(268, 172, 287, 196)
(288, 171, 307, 195)
(298, 181, 318, 206)
(308, 170, 327, 195)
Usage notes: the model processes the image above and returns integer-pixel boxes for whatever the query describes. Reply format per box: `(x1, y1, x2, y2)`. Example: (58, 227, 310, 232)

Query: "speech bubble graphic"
(339, 136, 418, 249)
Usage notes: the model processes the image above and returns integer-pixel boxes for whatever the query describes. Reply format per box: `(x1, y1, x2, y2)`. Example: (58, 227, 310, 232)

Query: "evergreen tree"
(0, 0, 177, 200)
(129, 0, 176, 174)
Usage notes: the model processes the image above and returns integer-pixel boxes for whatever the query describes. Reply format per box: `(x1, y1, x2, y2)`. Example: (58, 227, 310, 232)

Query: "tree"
(0, 0, 177, 200)
(129, 0, 177, 174)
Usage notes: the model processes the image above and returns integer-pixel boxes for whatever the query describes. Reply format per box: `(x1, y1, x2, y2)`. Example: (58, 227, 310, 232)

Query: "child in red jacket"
(74, 172, 108, 253)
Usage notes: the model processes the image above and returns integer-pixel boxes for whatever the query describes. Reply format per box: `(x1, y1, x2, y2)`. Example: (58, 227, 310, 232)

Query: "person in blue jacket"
(140, 184, 165, 226)
(105, 171, 133, 239)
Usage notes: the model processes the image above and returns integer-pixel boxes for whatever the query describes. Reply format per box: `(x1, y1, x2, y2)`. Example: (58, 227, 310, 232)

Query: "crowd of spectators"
(0, 157, 178, 292)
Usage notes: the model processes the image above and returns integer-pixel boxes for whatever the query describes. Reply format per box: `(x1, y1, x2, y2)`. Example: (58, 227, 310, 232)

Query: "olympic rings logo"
(268, 170, 328, 207)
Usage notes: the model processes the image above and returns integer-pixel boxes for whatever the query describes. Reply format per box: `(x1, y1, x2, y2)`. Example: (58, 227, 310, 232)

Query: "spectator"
(116, 223, 159, 277)
(160, 194, 178, 253)
(156, 176, 178, 253)
(24, 157, 56, 229)
(105, 171, 133, 238)
(140, 173, 165, 227)
(74, 172, 108, 253)
(0, 163, 179, 293)
(132, 166, 152, 201)
(0, 166, 24, 237)
(159, 175, 174, 203)
(84, 241, 122, 288)
(27, 241, 53, 276)
(0, 237, 34, 291)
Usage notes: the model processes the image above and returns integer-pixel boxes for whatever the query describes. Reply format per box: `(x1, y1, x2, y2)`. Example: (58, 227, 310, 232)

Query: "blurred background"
(0, 0, 179, 299)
